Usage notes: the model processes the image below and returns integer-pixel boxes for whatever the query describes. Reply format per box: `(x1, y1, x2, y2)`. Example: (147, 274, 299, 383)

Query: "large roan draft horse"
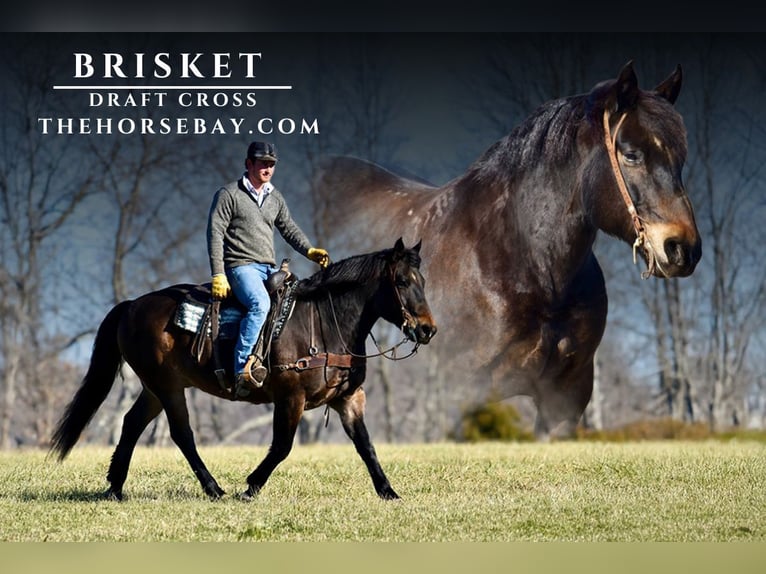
(313, 62, 701, 439)
(50, 239, 436, 500)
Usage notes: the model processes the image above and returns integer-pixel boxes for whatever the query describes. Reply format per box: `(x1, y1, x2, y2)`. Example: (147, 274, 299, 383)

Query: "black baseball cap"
(247, 141, 278, 162)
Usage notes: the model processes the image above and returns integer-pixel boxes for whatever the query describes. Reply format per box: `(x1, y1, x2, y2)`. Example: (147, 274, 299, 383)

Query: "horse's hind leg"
(331, 388, 399, 500)
(106, 388, 163, 500)
(243, 393, 304, 499)
(155, 386, 225, 499)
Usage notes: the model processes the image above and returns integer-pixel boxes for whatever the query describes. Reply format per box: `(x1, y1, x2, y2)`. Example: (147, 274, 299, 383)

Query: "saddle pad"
(173, 277, 297, 341)
(174, 301, 243, 340)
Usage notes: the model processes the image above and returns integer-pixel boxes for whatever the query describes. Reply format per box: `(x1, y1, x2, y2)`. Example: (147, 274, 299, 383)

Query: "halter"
(602, 108, 657, 279)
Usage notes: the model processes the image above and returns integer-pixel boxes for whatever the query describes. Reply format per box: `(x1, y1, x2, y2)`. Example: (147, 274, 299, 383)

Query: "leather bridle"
(388, 264, 419, 337)
(274, 261, 421, 374)
(602, 108, 657, 279)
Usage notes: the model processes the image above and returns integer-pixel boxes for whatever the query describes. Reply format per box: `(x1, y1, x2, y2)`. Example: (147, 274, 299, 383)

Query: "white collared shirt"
(242, 173, 273, 207)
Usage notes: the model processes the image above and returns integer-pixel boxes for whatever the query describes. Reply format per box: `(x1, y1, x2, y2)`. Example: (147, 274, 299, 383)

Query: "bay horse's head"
(587, 60, 702, 278)
(382, 238, 437, 344)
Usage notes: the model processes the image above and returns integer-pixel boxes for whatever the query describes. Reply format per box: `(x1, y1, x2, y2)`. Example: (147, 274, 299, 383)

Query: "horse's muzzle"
(404, 319, 437, 345)
(643, 221, 702, 278)
(416, 322, 437, 344)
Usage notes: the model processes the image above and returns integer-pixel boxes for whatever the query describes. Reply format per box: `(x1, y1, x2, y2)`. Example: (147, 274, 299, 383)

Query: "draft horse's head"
(380, 238, 437, 345)
(587, 60, 702, 278)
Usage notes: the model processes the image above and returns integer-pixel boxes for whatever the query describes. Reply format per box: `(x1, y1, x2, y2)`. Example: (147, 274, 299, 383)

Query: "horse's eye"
(622, 150, 643, 165)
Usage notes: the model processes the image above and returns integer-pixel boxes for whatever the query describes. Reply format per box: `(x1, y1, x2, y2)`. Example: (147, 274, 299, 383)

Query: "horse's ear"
(413, 239, 422, 253)
(394, 237, 405, 251)
(653, 64, 682, 105)
(611, 60, 639, 113)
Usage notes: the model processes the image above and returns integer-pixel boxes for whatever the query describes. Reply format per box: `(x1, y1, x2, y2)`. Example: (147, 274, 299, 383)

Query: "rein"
(602, 108, 656, 279)
(325, 264, 421, 362)
(327, 291, 420, 362)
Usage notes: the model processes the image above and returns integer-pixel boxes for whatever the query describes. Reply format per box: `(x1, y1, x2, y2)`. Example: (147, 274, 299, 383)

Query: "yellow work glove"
(211, 274, 231, 300)
(307, 247, 330, 269)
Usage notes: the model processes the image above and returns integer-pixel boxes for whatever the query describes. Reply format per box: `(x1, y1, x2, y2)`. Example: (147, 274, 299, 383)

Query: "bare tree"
(0, 40, 100, 447)
(630, 277, 700, 422)
(684, 36, 766, 431)
(473, 34, 596, 137)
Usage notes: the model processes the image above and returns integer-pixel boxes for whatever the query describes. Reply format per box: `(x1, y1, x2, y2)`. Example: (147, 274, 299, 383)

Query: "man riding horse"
(206, 141, 331, 396)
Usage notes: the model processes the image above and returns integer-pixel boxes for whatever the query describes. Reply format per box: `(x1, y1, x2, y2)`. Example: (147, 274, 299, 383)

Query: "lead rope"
(602, 108, 656, 279)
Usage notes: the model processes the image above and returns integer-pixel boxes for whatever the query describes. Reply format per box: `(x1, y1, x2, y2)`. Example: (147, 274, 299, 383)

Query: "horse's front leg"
(331, 388, 399, 500)
(242, 392, 305, 499)
(534, 362, 595, 441)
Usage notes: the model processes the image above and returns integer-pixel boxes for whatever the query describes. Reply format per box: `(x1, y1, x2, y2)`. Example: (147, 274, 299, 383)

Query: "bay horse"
(50, 239, 436, 500)
(313, 61, 701, 439)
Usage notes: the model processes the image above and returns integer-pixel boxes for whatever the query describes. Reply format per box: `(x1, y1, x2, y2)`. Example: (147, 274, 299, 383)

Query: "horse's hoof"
(378, 488, 400, 501)
(239, 484, 260, 501)
(207, 488, 226, 500)
(105, 489, 123, 502)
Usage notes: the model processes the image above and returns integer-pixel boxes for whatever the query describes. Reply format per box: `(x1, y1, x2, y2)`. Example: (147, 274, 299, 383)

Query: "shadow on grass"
(8, 484, 246, 502)
(12, 489, 115, 502)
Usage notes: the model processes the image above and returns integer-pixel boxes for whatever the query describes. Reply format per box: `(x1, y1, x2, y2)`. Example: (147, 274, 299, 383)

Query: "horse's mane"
(294, 246, 420, 300)
(462, 79, 686, 192)
(466, 95, 585, 186)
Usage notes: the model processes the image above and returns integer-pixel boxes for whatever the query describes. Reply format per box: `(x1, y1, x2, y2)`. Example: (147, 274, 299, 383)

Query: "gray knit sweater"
(207, 177, 312, 274)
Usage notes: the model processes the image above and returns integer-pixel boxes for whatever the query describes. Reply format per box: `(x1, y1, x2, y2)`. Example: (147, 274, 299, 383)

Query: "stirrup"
(234, 369, 265, 398)
(244, 354, 268, 386)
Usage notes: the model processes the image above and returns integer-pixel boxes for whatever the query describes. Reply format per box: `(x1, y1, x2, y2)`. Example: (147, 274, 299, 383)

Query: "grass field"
(1, 440, 765, 542)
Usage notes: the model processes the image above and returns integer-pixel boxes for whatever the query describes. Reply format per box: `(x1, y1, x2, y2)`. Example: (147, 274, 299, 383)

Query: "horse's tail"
(50, 300, 132, 461)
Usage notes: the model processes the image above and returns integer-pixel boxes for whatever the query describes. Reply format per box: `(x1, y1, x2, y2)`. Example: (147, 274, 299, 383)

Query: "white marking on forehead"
(653, 135, 664, 150)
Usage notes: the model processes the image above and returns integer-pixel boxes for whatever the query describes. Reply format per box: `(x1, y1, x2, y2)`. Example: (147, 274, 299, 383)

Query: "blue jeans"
(226, 262, 275, 375)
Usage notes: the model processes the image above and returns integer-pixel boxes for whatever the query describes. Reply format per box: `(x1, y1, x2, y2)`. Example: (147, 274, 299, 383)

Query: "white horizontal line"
(53, 85, 292, 90)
